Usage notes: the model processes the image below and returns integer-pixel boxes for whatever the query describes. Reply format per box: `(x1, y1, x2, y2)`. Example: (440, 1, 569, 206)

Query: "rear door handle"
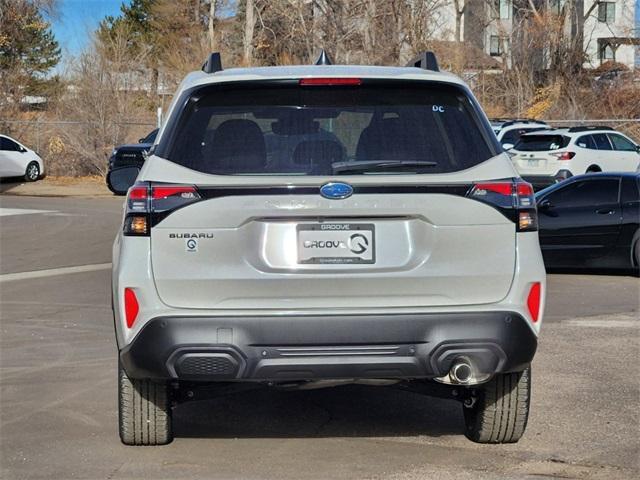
(596, 208, 615, 215)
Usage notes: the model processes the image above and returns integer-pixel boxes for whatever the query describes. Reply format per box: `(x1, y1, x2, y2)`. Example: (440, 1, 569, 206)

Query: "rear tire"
(463, 367, 531, 444)
(632, 235, 640, 275)
(586, 165, 601, 173)
(24, 162, 40, 181)
(118, 363, 173, 445)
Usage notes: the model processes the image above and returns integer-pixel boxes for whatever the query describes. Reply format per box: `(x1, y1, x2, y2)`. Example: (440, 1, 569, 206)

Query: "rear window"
(501, 127, 548, 145)
(158, 81, 496, 175)
(514, 135, 571, 151)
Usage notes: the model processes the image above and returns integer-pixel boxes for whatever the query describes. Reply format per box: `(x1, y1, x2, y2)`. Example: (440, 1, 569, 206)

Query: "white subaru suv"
(108, 52, 546, 446)
(509, 126, 640, 189)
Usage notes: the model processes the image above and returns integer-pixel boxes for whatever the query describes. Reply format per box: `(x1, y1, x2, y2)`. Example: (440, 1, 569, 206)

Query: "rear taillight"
(551, 151, 575, 161)
(123, 182, 201, 236)
(468, 180, 537, 232)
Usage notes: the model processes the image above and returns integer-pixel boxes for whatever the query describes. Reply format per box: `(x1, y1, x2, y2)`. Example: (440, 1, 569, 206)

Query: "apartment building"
(582, 0, 638, 67)
(432, 0, 638, 69)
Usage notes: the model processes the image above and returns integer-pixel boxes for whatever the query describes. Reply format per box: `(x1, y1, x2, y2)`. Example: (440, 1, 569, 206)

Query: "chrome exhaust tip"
(450, 360, 473, 384)
(434, 356, 492, 386)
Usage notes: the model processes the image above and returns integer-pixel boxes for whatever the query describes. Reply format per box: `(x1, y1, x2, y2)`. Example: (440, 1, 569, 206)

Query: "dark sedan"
(535, 172, 639, 272)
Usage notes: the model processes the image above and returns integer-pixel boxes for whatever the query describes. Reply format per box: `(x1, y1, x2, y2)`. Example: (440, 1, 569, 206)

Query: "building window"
(597, 2, 615, 23)
(599, 44, 615, 61)
(492, 0, 510, 19)
(489, 36, 509, 56)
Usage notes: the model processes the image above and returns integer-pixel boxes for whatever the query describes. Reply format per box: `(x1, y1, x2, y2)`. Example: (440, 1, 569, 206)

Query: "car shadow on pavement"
(173, 384, 464, 439)
(0, 178, 25, 193)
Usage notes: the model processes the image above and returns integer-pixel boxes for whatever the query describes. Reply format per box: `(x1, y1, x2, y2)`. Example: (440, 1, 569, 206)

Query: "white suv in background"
(490, 119, 550, 149)
(509, 126, 640, 188)
(0, 134, 45, 181)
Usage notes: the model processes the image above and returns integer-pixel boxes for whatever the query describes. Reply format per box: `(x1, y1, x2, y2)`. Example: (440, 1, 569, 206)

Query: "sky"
(49, 0, 130, 59)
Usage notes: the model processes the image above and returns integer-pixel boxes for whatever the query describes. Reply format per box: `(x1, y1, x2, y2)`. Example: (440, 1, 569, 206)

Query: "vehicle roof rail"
(567, 126, 614, 132)
(314, 49, 332, 65)
(406, 51, 439, 72)
(202, 52, 223, 74)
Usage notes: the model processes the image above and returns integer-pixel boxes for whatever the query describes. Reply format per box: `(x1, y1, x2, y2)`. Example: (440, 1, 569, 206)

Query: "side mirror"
(107, 166, 140, 196)
(138, 137, 145, 143)
(20, 146, 27, 153)
(502, 143, 514, 151)
(636, 145, 640, 153)
(538, 199, 553, 210)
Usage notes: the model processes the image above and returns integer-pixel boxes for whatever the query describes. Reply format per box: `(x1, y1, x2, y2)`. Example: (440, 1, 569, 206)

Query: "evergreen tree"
(0, 0, 61, 103)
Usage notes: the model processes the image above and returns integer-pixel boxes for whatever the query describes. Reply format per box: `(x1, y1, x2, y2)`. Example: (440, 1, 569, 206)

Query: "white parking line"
(0, 208, 58, 217)
(0, 263, 112, 283)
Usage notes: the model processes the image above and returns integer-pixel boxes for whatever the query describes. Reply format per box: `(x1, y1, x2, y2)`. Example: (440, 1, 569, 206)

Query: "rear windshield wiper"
(332, 160, 438, 174)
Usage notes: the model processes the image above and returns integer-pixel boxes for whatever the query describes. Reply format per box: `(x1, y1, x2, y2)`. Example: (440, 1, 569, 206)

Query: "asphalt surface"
(0, 195, 638, 480)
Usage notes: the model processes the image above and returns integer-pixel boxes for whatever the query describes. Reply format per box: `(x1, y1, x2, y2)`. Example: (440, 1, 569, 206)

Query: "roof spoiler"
(202, 52, 223, 74)
(406, 51, 439, 72)
(567, 126, 614, 132)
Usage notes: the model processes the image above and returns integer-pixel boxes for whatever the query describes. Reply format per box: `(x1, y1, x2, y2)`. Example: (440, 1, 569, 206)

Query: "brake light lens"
(527, 282, 542, 322)
(472, 182, 512, 196)
(123, 183, 201, 236)
(468, 180, 537, 231)
(152, 185, 198, 200)
(124, 288, 139, 328)
(299, 77, 362, 86)
(551, 151, 575, 161)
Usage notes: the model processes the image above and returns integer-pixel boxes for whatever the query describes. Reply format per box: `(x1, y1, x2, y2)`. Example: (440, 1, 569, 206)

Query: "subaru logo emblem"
(320, 182, 353, 200)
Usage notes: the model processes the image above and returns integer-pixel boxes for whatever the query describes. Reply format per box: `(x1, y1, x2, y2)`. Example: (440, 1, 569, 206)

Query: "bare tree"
(208, 0, 217, 51)
(243, 0, 256, 65)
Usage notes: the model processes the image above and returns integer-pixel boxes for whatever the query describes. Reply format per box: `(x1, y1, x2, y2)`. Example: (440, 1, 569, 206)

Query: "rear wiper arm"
(333, 160, 438, 174)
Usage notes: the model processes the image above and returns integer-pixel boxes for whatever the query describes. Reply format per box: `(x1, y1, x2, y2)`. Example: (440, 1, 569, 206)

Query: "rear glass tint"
(158, 82, 496, 175)
(514, 135, 570, 151)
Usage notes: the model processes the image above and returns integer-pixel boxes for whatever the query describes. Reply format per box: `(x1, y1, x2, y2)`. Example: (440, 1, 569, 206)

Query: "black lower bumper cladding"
(119, 312, 537, 381)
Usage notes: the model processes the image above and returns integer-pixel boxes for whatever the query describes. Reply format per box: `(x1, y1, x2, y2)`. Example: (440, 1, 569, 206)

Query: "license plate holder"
(297, 223, 375, 264)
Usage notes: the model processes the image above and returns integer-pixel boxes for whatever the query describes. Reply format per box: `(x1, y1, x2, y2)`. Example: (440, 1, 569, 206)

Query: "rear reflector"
(527, 283, 542, 322)
(299, 77, 362, 86)
(124, 288, 139, 328)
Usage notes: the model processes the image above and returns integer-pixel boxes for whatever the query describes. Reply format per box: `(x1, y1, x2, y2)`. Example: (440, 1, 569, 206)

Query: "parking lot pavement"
(1, 195, 638, 480)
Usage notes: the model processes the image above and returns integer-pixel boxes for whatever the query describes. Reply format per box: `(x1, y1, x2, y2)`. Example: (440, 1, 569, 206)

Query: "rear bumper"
(120, 312, 537, 382)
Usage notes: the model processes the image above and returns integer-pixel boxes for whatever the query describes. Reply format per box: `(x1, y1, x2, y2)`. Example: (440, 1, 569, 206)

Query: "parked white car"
(490, 119, 550, 149)
(0, 135, 45, 181)
(509, 126, 640, 188)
